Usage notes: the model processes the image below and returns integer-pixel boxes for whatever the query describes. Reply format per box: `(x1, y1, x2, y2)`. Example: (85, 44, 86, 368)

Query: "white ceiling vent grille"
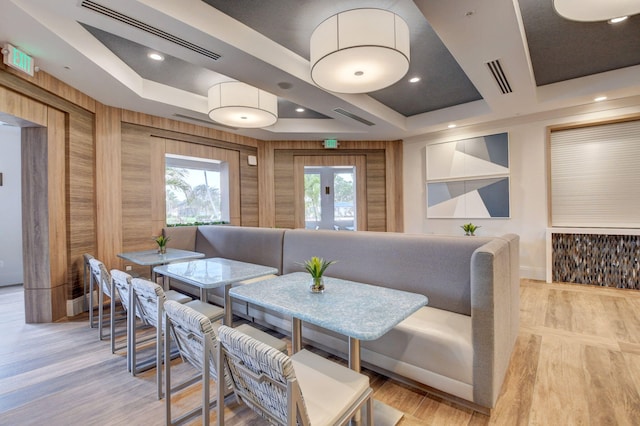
(486, 59, 512, 94)
(80, 0, 221, 61)
(332, 108, 375, 126)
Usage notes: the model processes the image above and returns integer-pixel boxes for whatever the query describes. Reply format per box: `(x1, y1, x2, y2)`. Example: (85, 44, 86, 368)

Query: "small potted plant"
(300, 256, 335, 293)
(154, 235, 171, 254)
(461, 223, 481, 236)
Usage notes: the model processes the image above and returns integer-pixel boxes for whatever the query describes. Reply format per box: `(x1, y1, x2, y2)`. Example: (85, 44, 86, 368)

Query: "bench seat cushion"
(362, 306, 472, 385)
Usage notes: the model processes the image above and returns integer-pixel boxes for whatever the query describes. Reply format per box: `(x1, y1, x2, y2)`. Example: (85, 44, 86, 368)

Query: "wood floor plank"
(487, 332, 541, 425)
(2, 279, 640, 425)
(529, 335, 591, 425)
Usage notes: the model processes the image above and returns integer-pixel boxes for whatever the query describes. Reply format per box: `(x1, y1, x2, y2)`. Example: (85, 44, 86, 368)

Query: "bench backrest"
(282, 229, 496, 315)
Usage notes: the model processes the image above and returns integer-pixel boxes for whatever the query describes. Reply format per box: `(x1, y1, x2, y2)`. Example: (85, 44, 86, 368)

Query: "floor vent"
(486, 59, 512, 94)
(332, 108, 375, 126)
(80, 0, 221, 61)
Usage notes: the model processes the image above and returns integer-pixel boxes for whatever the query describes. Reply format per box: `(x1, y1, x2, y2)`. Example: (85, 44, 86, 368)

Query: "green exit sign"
(3, 44, 34, 77)
(323, 139, 339, 149)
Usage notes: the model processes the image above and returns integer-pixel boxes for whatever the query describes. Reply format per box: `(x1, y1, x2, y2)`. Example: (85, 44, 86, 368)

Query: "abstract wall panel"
(426, 133, 510, 218)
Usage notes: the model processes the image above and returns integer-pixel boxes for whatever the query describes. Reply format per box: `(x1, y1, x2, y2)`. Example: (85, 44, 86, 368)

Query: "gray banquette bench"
(162, 225, 520, 412)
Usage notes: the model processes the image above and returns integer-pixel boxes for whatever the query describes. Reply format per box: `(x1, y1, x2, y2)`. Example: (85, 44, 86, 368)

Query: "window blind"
(550, 119, 640, 228)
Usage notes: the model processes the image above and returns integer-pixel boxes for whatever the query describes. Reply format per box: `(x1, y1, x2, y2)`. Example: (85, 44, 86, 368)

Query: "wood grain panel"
(240, 152, 259, 226)
(150, 138, 166, 226)
(258, 143, 276, 227)
(0, 66, 93, 118)
(47, 108, 68, 310)
(121, 110, 258, 147)
(0, 85, 47, 126)
(385, 140, 403, 232)
(95, 103, 122, 269)
(365, 151, 387, 231)
(67, 110, 96, 299)
(0, 65, 95, 113)
(21, 127, 51, 322)
(121, 126, 153, 254)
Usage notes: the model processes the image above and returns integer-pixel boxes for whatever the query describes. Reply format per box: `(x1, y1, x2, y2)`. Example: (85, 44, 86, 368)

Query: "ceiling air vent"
(332, 108, 375, 126)
(80, 0, 221, 61)
(486, 59, 512, 94)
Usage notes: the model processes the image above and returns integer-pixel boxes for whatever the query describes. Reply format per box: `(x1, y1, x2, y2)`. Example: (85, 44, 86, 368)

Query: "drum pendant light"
(310, 8, 410, 94)
(208, 82, 278, 128)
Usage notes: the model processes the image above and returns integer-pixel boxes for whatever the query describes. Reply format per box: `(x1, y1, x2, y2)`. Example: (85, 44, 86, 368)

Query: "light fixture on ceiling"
(553, 0, 640, 22)
(409, 77, 421, 83)
(447, 124, 457, 129)
(594, 96, 608, 102)
(208, 82, 278, 128)
(310, 8, 410, 94)
(296, 107, 305, 112)
(148, 52, 164, 61)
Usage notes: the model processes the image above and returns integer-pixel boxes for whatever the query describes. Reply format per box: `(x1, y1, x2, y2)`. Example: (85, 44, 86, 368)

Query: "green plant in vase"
(154, 235, 171, 254)
(460, 223, 481, 236)
(300, 256, 335, 293)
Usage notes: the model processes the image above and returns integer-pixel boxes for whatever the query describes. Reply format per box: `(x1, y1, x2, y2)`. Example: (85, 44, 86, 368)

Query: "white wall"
(0, 125, 23, 286)
(404, 97, 640, 281)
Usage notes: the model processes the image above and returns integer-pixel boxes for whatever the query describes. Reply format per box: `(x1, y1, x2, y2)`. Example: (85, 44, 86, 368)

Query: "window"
(550, 119, 640, 228)
(165, 154, 230, 225)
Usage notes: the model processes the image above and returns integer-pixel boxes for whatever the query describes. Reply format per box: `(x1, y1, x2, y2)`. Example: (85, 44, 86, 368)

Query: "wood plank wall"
(0, 65, 404, 321)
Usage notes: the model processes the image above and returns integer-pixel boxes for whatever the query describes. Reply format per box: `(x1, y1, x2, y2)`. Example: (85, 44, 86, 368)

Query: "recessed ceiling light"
(448, 124, 457, 129)
(409, 77, 421, 83)
(594, 96, 607, 102)
(296, 107, 305, 112)
(608, 16, 628, 24)
(148, 52, 164, 61)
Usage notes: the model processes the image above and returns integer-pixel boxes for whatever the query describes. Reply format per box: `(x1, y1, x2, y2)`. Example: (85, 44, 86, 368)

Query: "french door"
(294, 155, 366, 230)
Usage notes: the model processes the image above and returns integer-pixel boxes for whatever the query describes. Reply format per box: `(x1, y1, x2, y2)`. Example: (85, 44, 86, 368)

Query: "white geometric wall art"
(426, 133, 510, 218)
(427, 177, 510, 218)
(426, 132, 509, 180)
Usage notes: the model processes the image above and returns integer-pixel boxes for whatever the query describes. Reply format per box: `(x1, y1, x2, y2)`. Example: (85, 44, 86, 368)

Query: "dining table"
(229, 271, 428, 372)
(153, 257, 279, 326)
(117, 247, 205, 280)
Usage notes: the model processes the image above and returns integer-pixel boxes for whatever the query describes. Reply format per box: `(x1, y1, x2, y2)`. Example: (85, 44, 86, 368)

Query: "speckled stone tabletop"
(230, 271, 428, 340)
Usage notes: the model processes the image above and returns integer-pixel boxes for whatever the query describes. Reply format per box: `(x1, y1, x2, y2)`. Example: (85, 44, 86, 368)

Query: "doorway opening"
(304, 166, 356, 231)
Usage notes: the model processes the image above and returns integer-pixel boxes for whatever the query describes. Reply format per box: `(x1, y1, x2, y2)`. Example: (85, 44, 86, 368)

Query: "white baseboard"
(66, 291, 98, 317)
(520, 266, 545, 282)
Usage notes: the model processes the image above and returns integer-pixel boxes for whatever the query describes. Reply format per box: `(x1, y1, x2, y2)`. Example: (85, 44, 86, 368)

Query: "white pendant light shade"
(208, 82, 278, 128)
(310, 8, 410, 94)
(553, 0, 640, 21)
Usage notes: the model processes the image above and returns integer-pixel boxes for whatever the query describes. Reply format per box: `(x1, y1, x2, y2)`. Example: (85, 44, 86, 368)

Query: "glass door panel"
(304, 166, 356, 230)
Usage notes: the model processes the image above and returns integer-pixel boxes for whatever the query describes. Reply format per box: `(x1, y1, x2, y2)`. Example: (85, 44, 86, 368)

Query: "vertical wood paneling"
(258, 143, 276, 227)
(121, 127, 153, 250)
(240, 152, 259, 226)
(386, 141, 403, 232)
(47, 107, 68, 321)
(21, 126, 51, 322)
(150, 138, 166, 229)
(366, 151, 387, 231)
(95, 103, 122, 268)
(67, 111, 96, 299)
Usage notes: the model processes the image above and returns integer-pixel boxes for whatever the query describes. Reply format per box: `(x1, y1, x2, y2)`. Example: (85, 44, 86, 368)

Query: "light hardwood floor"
(1, 279, 640, 425)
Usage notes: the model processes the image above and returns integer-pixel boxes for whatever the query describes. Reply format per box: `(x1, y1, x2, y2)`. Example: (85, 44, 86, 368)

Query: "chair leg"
(165, 317, 172, 425)
(110, 281, 116, 353)
(89, 274, 95, 328)
(157, 320, 162, 399)
(98, 285, 104, 340)
(365, 397, 374, 426)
